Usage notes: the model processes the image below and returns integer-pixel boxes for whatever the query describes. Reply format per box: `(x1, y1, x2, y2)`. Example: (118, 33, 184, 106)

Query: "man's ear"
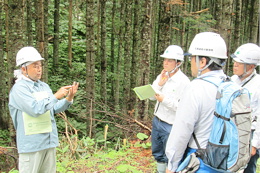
(176, 61, 181, 66)
(200, 57, 207, 69)
(21, 66, 26, 74)
(247, 64, 256, 71)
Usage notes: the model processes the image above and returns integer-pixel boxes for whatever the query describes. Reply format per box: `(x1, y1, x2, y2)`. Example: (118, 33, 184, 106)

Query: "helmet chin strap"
(238, 64, 255, 79)
(167, 61, 182, 77)
(196, 55, 214, 77)
(23, 66, 37, 82)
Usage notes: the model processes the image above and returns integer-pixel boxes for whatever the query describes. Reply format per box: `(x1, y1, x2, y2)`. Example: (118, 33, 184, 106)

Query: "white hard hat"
(187, 32, 228, 59)
(231, 43, 260, 65)
(16, 47, 44, 66)
(160, 45, 184, 61)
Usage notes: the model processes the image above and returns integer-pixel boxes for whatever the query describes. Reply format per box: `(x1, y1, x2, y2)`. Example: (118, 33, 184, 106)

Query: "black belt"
(155, 116, 168, 124)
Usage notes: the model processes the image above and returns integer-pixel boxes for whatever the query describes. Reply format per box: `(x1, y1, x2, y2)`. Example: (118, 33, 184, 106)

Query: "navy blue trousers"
(151, 116, 172, 163)
(244, 148, 259, 173)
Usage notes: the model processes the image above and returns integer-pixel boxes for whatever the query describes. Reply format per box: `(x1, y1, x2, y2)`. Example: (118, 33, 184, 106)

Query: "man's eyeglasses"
(232, 60, 243, 66)
(32, 64, 43, 69)
(188, 56, 195, 61)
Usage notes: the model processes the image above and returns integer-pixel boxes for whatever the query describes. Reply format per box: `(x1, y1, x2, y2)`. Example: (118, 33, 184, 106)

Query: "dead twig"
(58, 112, 78, 155)
(191, 8, 209, 14)
(0, 146, 18, 170)
(94, 158, 126, 173)
(134, 119, 152, 132)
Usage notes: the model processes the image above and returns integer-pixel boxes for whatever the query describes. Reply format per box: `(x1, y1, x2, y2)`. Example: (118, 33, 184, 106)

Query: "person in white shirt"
(165, 32, 228, 173)
(150, 45, 190, 173)
(231, 43, 260, 173)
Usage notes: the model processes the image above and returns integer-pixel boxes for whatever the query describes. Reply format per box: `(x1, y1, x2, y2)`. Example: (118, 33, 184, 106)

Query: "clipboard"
(133, 84, 156, 100)
(23, 110, 52, 135)
(23, 91, 52, 135)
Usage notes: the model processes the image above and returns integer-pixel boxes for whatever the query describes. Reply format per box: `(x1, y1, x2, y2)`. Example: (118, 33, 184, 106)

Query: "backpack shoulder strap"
(192, 132, 201, 149)
(192, 76, 230, 148)
(196, 76, 229, 88)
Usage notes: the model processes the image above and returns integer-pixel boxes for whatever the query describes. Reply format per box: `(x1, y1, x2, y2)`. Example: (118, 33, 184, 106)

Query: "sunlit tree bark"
(157, 0, 171, 55)
(0, 1, 7, 130)
(215, 0, 232, 75)
(232, 0, 242, 51)
(5, 0, 24, 146)
(53, 0, 60, 71)
(100, 0, 107, 107)
(150, 0, 159, 79)
(132, 0, 141, 116)
(123, 0, 133, 112)
(115, 0, 125, 110)
(68, 0, 72, 68)
(248, 0, 258, 43)
(35, 0, 48, 81)
(86, 0, 96, 137)
(137, 0, 153, 120)
(26, 0, 33, 45)
(43, 0, 49, 79)
(110, 0, 116, 104)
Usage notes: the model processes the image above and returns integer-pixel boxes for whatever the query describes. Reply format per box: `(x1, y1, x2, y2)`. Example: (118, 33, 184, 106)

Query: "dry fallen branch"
(85, 97, 153, 136)
(94, 158, 126, 173)
(191, 8, 209, 14)
(134, 119, 151, 132)
(0, 146, 18, 170)
(92, 117, 151, 133)
(58, 112, 78, 155)
(0, 146, 17, 154)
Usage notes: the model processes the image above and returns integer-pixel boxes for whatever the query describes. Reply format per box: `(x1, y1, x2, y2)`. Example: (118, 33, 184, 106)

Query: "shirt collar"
(168, 69, 181, 80)
(239, 69, 256, 85)
(197, 70, 226, 79)
(19, 75, 42, 87)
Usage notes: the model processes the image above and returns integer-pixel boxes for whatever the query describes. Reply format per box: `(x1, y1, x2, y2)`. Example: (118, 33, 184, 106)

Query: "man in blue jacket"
(9, 46, 79, 173)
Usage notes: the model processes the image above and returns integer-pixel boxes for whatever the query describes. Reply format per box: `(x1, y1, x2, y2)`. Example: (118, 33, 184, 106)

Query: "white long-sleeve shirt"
(151, 69, 190, 124)
(166, 70, 226, 172)
(231, 70, 260, 148)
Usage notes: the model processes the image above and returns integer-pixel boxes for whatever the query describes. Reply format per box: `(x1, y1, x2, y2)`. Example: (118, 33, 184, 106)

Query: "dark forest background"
(0, 0, 259, 147)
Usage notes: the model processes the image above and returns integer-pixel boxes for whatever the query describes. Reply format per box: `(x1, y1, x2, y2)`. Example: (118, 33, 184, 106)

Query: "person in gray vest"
(231, 43, 260, 173)
(150, 45, 190, 173)
(9, 46, 79, 173)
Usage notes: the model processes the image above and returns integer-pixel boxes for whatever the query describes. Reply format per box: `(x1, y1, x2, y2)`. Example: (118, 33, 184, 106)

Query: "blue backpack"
(177, 77, 252, 172)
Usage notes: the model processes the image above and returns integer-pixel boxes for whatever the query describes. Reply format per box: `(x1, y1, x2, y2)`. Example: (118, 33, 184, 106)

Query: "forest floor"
(2, 141, 260, 173)
(61, 140, 156, 173)
(1, 137, 156, 173)
(79, 149, 155, 172)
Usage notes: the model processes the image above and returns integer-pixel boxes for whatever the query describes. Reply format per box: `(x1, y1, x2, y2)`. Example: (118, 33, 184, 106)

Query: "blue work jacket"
(9, 78, 72, 153)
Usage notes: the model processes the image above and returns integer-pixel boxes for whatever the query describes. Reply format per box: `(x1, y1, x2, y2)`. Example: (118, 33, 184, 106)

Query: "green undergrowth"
(7, 132, 260, 172)
(3, 131, 260, 173)
(4, 133, 155, 173)
(54, 134, 155, 173)
(56, 147, 155, 173)
(4, 142, 260, 173)
(257, 159, 260, 173)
